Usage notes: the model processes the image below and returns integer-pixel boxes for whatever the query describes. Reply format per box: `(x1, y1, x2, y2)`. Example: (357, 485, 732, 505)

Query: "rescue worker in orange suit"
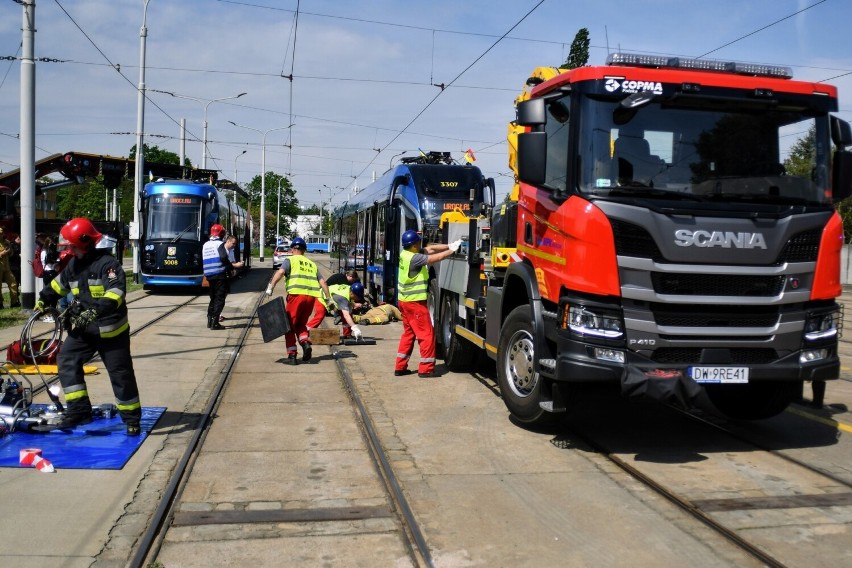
(266, 237, 332, 365)
(203, 224, 244, 330)
(394, 230, 461, 378)
(33, 218, 142, 435)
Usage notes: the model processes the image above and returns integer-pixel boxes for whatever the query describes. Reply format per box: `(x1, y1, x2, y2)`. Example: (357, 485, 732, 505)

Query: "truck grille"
(651, 273, 786, 297)
(611, 220, 820, 265)
(652, 348, 778, 364)
(650, 303, 779, 327)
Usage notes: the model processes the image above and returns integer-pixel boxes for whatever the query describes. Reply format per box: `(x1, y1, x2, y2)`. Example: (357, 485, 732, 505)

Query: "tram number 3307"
(688, 366, 749, 384)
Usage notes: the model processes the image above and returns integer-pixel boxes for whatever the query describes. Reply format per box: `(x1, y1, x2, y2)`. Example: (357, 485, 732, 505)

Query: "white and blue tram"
(140, 179, 251, 288)
(331, 151, 494, 303)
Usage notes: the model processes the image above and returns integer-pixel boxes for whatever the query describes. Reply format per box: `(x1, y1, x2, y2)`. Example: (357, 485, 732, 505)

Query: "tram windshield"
(408, 166, 487, 226)
(146, 195, 203, 241)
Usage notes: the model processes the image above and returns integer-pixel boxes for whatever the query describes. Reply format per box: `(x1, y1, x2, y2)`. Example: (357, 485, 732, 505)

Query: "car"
(345, 247, 366, 269)
(272, 244, 292, 268)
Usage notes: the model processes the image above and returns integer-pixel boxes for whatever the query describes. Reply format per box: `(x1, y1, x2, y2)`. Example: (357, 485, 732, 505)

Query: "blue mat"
(0, 406, 166, 470)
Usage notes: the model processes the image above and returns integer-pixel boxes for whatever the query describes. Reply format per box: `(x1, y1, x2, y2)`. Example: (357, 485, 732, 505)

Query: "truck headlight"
(804, 308, 842, 341)
(567, 305, 624, 339)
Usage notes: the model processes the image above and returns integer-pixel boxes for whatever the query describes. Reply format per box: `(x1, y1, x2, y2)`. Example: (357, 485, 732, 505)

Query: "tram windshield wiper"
(171, 221, 197, 243)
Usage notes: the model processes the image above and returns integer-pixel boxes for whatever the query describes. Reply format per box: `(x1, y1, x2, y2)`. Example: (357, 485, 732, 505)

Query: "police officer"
(34, 218, 142, 435)
(266, 237, 331, 364)
(203, 224, 244, 330)
(395, 230, 461, 378)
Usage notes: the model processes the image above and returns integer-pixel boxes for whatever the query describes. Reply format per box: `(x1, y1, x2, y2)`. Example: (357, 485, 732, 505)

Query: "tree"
(784, 125, 852, 240)
(243, 172, 299, 244)
(128, 144, 190, 168)
(562, 28, 590, 69)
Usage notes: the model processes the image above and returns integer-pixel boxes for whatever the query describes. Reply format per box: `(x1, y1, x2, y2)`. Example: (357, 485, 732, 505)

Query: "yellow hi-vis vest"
(286, 256, 322, 298)
(397, 250, 427, 302)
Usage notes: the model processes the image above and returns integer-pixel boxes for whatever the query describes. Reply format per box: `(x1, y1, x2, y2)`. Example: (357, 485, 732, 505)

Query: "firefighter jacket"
(42, 250, 129, 339)
(285, 255, 323, 298)
(397, 250, 428, 302)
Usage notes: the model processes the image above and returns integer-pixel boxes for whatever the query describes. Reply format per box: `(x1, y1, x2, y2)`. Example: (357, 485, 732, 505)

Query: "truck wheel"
(705, 381, 800, 420)
(497, 305, 548, 425)
(440, 294, 474, 371)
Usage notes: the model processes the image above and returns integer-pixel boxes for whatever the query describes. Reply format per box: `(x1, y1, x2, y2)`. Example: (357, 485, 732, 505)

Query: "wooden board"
(310, 328, 341, 345)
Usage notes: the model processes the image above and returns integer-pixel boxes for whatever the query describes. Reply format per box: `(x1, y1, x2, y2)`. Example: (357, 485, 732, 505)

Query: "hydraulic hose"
(19, 307, 65, 411)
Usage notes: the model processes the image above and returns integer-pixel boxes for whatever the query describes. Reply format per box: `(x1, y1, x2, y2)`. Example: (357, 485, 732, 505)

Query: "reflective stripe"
(116, 398, 141, 411)
(89, 282, 105, 298)
(99, 319, 129, 338)
(397, 250, 428, 301)
(65, 388, 89, 401)
(396, 353, 410, 360)
(50, 278, 69, 296)
(420, 357, 436, 363)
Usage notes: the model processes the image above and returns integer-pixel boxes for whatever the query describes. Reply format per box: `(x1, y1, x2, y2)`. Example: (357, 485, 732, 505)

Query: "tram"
(305, 234, 330, 253)
(140, 179, 251, 288)
(331, 151, 494, 303)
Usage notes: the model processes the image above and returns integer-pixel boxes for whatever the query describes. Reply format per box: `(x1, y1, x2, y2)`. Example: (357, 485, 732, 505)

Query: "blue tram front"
(140, 179, 246, 288)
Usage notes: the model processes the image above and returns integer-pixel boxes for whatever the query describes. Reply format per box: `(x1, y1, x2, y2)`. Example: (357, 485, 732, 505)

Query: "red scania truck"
(434, 53, 852, 424)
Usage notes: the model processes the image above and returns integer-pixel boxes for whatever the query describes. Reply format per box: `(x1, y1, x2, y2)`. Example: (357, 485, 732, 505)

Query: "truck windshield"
(574, 95, 832, 206)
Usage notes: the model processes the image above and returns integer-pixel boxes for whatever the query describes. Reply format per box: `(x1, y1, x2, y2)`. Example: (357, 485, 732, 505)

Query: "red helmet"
(60, 217, 102, 250)
(210, 224, 226, 238)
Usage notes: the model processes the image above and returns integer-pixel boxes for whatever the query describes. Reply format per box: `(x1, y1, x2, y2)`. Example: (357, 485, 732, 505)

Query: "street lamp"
(132, 0, 152, 283)
(322, 185, 345, 235)
(233, 149, 246, 201)
(229, 121, 292, 262)
(152, 89, 246, 168)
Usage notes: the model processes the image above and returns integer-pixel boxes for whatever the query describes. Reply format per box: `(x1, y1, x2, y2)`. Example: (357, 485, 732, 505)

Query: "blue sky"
(1, 0, 850, 208)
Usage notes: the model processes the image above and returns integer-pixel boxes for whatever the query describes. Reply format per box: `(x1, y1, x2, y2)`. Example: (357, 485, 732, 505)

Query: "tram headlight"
(565, 304, 624, 339)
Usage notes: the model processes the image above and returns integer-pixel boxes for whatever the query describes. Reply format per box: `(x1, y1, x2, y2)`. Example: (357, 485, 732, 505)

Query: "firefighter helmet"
(60, 217, 102, 250)
(350, 282, 365, 300)
(291, 237, 307, 250)
(210, 224, 226, 238)
(401, 230, 421, 247)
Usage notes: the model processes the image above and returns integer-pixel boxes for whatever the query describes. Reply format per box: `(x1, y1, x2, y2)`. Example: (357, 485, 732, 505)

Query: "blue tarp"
(0, 406, 166, 470)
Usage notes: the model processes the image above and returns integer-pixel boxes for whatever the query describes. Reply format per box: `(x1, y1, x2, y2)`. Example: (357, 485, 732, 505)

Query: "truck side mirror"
(517, 132, 547, 186)
(832, 150, 852, 202)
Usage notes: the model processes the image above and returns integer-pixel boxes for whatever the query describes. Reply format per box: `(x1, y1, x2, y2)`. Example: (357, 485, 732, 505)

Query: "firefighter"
(266, 237, 332, 364)
(394, 230, 461, 378)
(34, 218, 142, 435)
(202, 224, 244, 330)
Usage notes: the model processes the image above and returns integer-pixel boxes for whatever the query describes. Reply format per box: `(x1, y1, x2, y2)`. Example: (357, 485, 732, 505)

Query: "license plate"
(688, 366, 749, 384)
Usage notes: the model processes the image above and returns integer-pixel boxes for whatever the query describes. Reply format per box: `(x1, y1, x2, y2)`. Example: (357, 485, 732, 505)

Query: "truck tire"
(440, 293, 475, 371)
(704, 381, 800, 420)
(497, 304, 548, 425)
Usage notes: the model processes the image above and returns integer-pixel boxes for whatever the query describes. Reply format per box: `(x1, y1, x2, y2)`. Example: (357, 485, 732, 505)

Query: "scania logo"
(674, 229, 767, 249)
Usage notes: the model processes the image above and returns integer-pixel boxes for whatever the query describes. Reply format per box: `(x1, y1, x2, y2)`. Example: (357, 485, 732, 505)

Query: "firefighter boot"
(301, 341, 313, 362)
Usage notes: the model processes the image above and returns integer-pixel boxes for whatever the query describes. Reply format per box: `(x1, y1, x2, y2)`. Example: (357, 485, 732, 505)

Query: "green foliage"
(784, 124, 852, 240)
(562, 28, 590, 69)
(243, 172, 299, 243)
(783, 124, 815, 177)
(128, 143, 190, 167)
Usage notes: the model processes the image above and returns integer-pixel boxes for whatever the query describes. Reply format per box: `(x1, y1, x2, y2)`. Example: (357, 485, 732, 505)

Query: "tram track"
(554, 397, 851, 568)
(130, 284, 434, 567)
